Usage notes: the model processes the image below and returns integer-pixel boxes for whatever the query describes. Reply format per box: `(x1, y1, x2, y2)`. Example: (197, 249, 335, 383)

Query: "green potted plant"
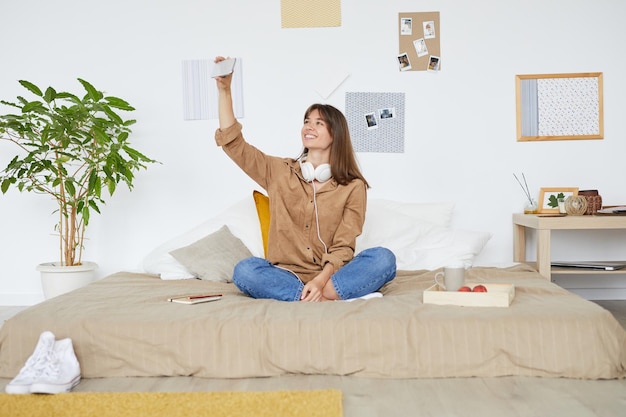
(0, 78, 157, 298)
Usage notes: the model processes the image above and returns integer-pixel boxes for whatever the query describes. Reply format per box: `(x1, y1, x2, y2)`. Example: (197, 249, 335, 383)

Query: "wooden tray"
(423, 283, 515, 307)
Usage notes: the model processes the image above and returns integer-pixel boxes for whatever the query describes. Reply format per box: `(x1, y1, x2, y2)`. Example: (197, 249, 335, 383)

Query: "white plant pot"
(37, 261, 98, 299)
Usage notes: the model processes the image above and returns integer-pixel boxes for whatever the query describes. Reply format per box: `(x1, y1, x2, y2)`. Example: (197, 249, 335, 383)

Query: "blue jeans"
(232, 247, 397, 302)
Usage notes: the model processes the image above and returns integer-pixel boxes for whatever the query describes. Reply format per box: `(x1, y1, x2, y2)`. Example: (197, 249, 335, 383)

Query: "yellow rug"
(0, 389, 342, 417)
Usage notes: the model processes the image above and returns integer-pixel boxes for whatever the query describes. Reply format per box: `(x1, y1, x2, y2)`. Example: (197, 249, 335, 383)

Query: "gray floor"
(1, 302, 625, 417)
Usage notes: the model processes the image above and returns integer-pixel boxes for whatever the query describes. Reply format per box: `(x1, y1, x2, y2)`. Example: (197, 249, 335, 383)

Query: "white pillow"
(143, 196, 467, 278)
(357, 199, 454, 252)
(392, 225, 492, 270)
(357, 208, 439, 254)
(143, 197, 263, 279)
(356, 207, 491, 271)
(367, 199, 454, 227)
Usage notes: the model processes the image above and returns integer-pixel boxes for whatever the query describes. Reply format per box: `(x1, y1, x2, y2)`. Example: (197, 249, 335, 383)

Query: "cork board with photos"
(398, 12, 441, 72)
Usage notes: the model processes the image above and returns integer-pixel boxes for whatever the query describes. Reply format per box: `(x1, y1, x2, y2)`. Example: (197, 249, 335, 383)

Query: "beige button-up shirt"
(216, 122, 366, 283)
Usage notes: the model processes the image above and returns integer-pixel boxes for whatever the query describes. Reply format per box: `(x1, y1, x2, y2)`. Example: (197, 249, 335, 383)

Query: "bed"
(1, 195, 625, 380)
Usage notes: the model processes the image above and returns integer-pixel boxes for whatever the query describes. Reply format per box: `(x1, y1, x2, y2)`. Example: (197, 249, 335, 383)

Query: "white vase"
(37, 261, 98, 299)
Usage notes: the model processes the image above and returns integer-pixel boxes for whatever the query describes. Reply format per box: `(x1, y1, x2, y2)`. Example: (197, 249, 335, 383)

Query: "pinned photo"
(423, 21, 436, 39)
(378, 108, 395, 120)
(400, 17, 412, 35)
(413, 38, 428, 57)
(427, 55, 440, 72)
(365, 112, 379, 130)
(397, 53, 412, 71)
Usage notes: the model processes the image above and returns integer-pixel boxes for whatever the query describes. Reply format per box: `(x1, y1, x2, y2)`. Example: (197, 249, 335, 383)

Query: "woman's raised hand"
(215, 56, 236, 129)
(214, 56, 233, 91)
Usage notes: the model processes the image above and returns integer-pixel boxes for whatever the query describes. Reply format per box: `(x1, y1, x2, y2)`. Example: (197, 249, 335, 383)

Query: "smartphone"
(211, 58, 236, 78)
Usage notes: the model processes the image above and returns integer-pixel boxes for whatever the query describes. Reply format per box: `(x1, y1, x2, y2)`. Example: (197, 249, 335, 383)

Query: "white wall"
(1, 0, 625, 304)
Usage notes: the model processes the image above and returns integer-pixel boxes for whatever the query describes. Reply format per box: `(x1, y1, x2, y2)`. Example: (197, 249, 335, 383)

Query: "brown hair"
(301, 104, 369, 188)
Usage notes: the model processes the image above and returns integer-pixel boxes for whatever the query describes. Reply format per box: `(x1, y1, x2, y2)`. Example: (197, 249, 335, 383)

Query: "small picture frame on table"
(538, 187, 579, 213)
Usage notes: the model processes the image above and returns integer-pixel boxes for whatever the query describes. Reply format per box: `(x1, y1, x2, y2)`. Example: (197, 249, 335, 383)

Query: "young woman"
(213, 56, 396, 302)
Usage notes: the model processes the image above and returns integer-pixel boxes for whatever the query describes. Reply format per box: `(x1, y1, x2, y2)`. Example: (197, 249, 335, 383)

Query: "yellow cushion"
(253, 190, 270, 258)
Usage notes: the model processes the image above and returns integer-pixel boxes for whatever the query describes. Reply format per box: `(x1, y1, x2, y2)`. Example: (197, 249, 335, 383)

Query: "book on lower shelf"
(551, 261, 626, 271)
(596, 206, 626, 215)
(167, 294, 222, 304)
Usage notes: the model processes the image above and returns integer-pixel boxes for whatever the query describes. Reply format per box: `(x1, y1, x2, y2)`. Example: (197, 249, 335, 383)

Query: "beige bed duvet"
(1, 264, 624, 380)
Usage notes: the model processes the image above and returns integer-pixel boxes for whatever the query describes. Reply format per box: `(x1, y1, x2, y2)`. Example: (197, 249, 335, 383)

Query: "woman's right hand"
(214, 56, 233, 92)
(215, 56, 236, 129)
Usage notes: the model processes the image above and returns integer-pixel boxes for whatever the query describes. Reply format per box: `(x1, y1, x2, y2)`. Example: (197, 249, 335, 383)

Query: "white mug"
(434, 266, 465, 291)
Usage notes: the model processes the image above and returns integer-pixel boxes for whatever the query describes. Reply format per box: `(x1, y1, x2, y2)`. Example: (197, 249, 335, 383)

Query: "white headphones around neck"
(299, 157, 332, 183)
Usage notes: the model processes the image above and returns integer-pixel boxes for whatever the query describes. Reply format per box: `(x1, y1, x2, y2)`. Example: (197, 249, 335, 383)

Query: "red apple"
(458, 286, 472, 292)
(472, 285, 488, 292)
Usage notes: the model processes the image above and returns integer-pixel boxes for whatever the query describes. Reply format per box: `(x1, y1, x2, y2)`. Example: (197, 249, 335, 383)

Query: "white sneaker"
(342, 292, 383, 302)
(30, 338, 81, 394)
(5, 331, 56, 394)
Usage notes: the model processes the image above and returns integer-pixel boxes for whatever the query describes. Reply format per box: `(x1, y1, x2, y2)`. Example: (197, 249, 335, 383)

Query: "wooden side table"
(512, 213, 626, 279)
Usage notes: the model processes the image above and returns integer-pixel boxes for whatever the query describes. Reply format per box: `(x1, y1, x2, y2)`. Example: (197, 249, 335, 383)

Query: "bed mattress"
(0, 264, 624, 379)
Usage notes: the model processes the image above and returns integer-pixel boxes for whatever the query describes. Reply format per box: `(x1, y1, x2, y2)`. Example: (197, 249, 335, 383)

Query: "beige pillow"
(169, 225, 252, 283)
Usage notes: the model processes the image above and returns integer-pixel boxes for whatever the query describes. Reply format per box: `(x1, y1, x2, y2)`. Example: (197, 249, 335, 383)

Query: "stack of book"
(596, 206, 626, 215)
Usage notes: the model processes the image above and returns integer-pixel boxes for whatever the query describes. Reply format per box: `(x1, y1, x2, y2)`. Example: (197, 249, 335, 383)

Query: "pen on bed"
(186, 294, 222, 299)
(168, 294, 222, 301)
